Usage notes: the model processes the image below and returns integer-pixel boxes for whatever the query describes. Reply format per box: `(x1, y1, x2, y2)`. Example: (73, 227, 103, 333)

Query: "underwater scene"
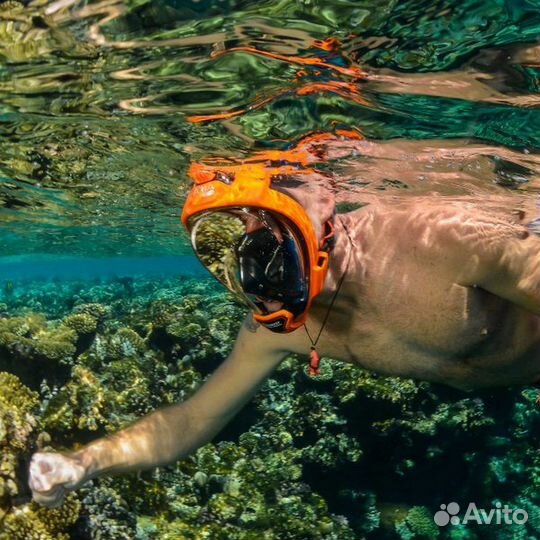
(2, 0, 540, 538)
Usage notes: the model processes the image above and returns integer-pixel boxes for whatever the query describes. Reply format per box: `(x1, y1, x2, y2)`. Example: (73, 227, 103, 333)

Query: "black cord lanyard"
(304, 221, 353, 376)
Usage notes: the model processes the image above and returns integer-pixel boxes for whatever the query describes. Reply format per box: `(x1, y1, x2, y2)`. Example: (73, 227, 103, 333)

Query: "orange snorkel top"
(181, 159, 331, 333)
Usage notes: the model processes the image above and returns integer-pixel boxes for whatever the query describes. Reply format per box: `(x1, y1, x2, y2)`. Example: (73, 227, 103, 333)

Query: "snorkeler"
(29, 133, 540, 508)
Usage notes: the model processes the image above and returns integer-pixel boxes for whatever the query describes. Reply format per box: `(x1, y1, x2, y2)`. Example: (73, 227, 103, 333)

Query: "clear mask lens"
(189, 209, 308, 316)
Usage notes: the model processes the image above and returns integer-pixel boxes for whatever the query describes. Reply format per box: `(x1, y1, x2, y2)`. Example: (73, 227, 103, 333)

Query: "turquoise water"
(2, 0, 540, 539)
(2, 0, 540, 257)
(0, 255, 204, 281)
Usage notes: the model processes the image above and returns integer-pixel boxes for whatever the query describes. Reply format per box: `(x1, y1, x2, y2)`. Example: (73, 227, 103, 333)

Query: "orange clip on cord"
(309, 348, 321, 376)
(182, 160, 330, 333)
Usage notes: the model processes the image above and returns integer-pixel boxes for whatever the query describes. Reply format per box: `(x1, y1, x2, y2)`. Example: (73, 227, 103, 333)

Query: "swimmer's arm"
(71, 320, 287, 478)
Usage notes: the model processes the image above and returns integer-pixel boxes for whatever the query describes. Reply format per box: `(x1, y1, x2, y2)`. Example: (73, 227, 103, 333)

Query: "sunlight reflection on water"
(1, 0, 540, 257)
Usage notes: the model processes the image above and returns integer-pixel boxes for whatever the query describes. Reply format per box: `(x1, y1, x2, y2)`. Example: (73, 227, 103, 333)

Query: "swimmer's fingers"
(29, 452, 86, 507)
(30, 484, 69, 508)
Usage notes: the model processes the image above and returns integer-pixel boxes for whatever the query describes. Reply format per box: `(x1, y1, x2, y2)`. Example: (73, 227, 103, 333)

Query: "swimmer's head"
(182, 163, 333, 333)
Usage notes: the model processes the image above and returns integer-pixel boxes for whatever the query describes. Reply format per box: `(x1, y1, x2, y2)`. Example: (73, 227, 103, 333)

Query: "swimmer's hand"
(29, 452, 87, 508)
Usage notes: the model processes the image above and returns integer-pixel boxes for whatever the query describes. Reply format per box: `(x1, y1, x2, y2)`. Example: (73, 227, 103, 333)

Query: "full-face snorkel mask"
(182, 162, 331, 333)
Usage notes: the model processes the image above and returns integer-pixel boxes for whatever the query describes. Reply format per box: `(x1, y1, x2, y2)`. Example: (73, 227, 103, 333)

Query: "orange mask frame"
(181, 161, 330, 333)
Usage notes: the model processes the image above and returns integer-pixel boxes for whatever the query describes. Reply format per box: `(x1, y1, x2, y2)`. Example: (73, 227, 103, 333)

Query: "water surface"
(1, 0, 540, 260)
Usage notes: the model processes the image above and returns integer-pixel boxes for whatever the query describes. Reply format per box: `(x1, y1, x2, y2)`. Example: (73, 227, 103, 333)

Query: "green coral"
(41, 365, 107, 432)
(112, 436, 357, 540)
(0, 373, 79, 539)
(73, 303, 109, 321)
(63, 313, 98, 335)
(33, 325, 78, 363)
(3, 278, 540, 540)
(0, 495, 81, 540)
(395, 506, 439, 539)
(0, 314, 78, 387)
(107, 327, 146, 359)
(102, 358, 153, 420)
(0, 373, 38, 517)
(76, 485, 136, 540)
(331, 360, 423, 405)
(166, 321, 203, 340)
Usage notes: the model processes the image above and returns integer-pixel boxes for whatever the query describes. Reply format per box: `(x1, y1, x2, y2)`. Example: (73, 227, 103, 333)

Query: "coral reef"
(73, 484, 137, 540)
(2, 275, 540, 539)
(63, 314, 98, 336)
(0, 495, 81, 540)
(0, 310, 96, 389)
(395, 506, 439, 539)
(0, 372, 38, 519)
(0, 372, 81, 540)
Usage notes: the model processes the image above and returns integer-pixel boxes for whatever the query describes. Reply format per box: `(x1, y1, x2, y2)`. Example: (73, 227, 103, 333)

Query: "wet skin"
(28, 142, 540, 507)
(261, 200, 540, 391)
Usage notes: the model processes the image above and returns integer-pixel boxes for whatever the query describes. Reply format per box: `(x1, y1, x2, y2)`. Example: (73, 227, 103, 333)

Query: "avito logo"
(434, 502, 528, 526)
